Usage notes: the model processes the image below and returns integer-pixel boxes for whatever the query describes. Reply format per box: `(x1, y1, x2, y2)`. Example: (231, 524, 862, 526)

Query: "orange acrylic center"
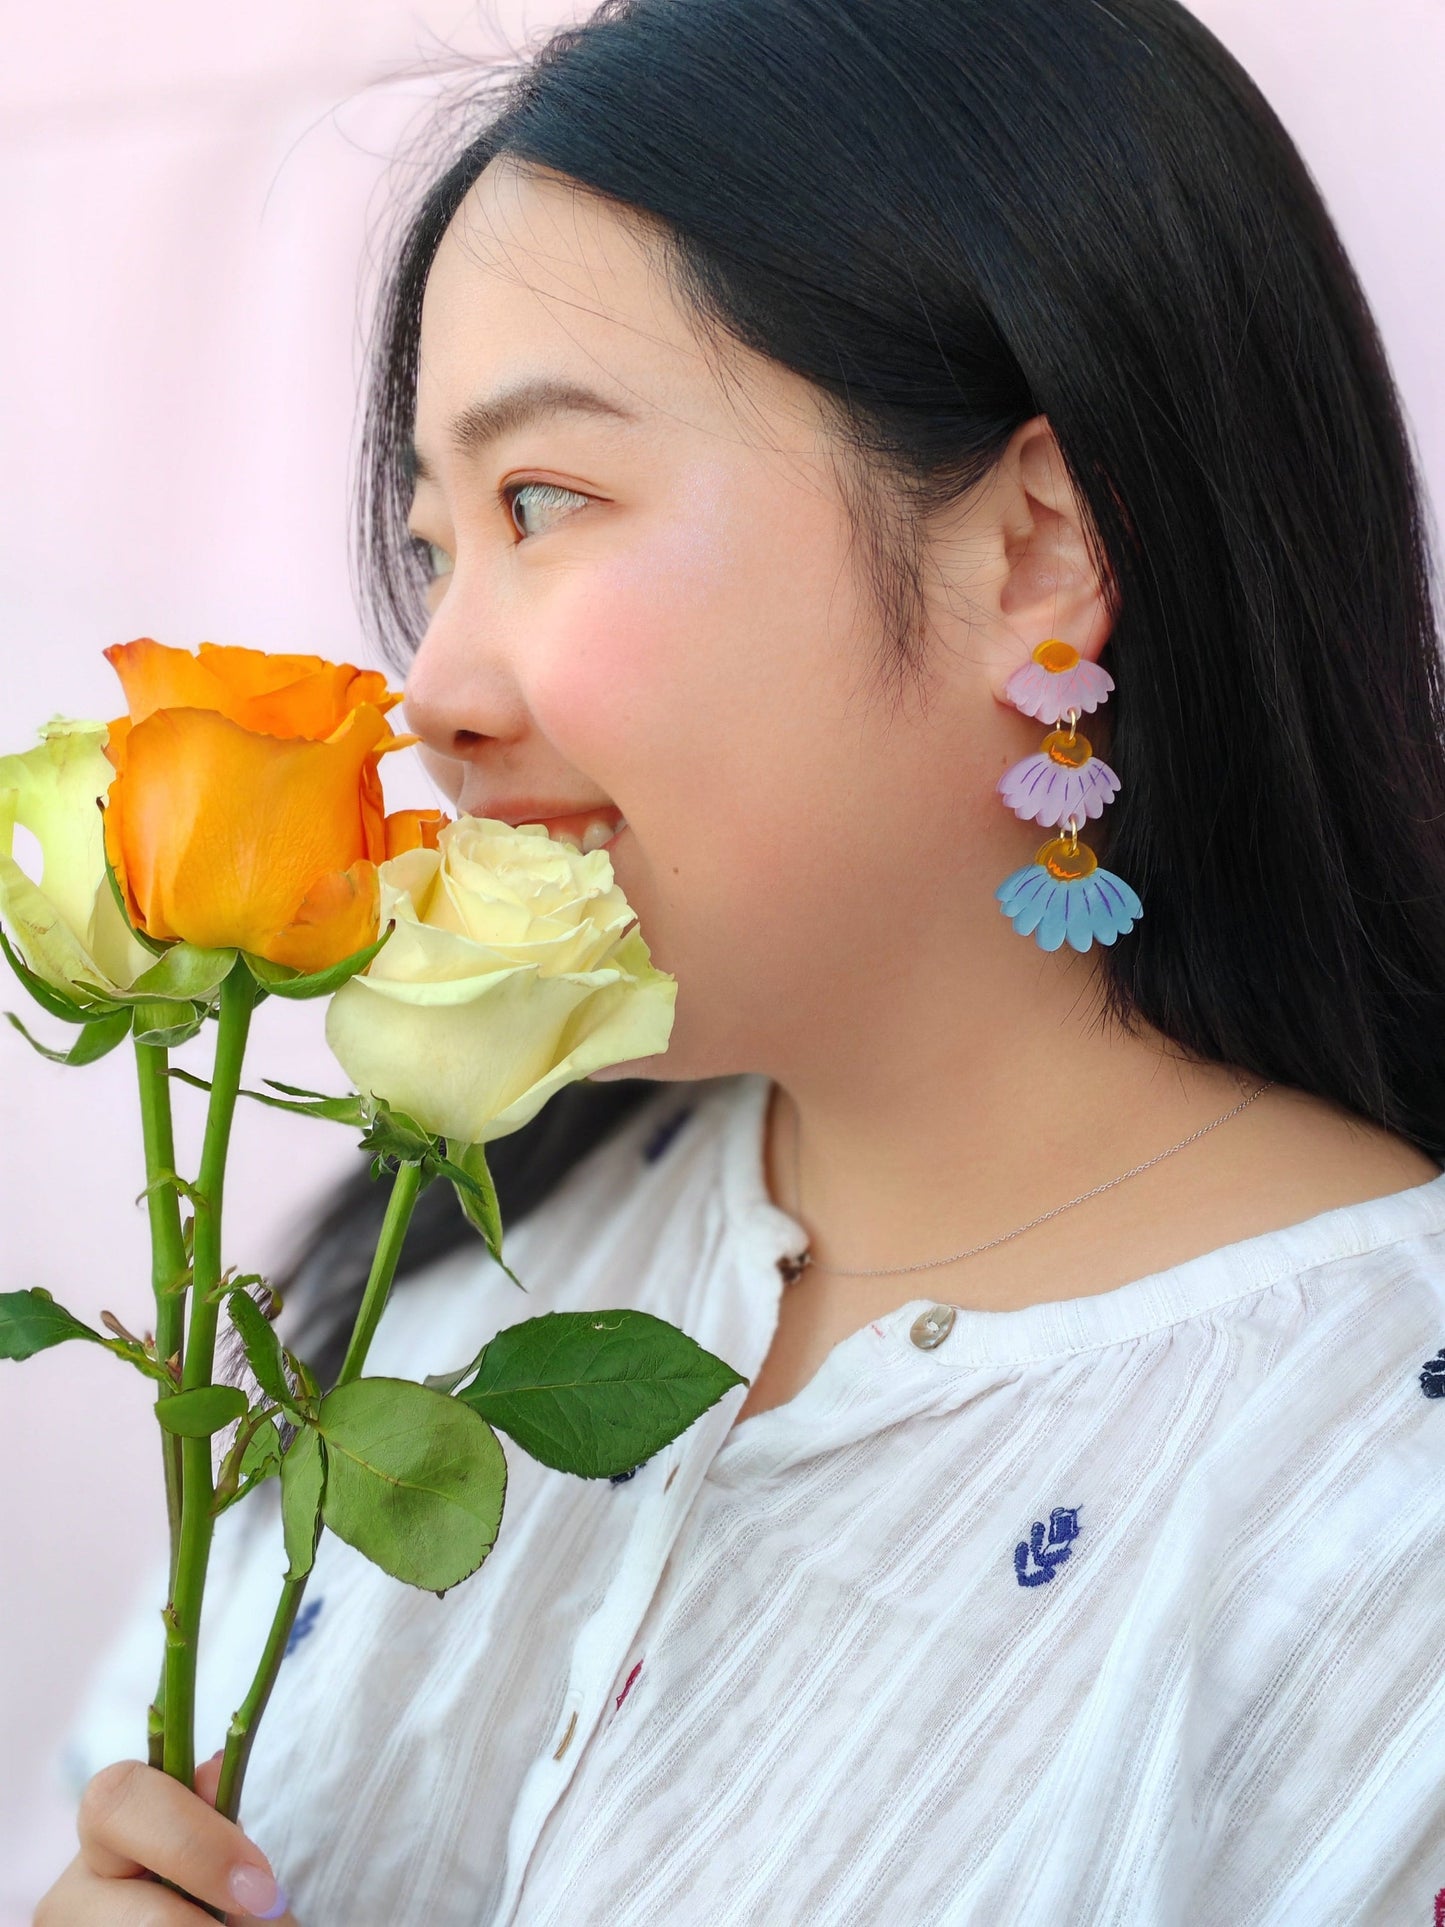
(1043, 727, 1092, 769)
(1033, 638, 1080, 673)
(1035, 835, 1098, 879)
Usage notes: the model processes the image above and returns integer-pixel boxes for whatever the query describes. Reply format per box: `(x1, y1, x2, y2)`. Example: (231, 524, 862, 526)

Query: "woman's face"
(404, 158, 1067, 1085)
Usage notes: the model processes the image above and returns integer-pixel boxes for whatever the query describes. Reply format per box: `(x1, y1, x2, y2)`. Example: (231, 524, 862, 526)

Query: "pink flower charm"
(998, 734, 1121, 826)
(1003, 638, 1113, 723)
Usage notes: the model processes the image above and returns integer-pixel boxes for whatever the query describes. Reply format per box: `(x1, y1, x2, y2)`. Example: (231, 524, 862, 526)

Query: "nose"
(401, 590, 526, 774)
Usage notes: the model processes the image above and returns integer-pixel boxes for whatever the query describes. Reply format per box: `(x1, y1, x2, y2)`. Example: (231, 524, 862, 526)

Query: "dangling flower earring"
(994, 638, 1143, 952)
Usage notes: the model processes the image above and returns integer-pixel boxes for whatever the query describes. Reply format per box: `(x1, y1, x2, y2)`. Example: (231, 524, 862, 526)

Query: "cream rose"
(324, 815, 676, 1146)
(0, 717, 152, 1005)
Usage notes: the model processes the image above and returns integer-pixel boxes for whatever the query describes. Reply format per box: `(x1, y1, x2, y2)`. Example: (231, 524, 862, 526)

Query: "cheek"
(523, 479, 854, 827)
(526, 570, 674, 750)
(522, 545, 768, 817)
(514, 480, 925, 1032)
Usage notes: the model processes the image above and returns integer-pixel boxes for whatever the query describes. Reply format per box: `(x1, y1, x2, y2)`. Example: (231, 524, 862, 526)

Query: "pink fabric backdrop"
(1, 3, 1440, 1915)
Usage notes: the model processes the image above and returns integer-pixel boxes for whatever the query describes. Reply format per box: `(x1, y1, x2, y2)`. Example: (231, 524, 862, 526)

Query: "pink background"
(1, 3, 1440, 1915)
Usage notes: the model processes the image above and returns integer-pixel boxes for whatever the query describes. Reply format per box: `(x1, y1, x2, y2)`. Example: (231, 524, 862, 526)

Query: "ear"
(990, 416, 1114, 702)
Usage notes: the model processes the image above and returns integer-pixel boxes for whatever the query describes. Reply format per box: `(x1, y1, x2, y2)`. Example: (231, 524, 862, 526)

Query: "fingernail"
(228, 1860, 287, 1917)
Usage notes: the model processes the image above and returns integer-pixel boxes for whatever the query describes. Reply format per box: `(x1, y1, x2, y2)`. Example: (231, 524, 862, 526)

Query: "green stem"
(214, 1572, 309, 1821)
(160, 963, 256, 1814)
(135, 1039, 189, 1772)
(336, 1159, 425, 1388)
(214, 1158, 424, 1824)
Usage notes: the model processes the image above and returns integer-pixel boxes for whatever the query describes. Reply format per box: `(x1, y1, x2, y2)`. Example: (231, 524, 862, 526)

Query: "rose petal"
(104, 704, 391, 963)
(104, 638, 401, 741)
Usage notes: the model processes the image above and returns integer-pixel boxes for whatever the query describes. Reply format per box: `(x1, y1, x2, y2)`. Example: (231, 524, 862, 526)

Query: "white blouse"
(58, 1072, 1445, 1925)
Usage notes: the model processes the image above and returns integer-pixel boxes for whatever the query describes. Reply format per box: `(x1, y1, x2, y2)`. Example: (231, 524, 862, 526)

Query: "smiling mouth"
(513, 807, 628, 852)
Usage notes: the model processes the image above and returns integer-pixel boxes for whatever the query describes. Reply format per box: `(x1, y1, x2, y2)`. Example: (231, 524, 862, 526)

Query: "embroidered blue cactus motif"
(284, 1597, 324, 1658)
(642, 1106, 695, 1163)
(1420, 1347, 1445, 1398)
(1014, 1506, 1081, 1587)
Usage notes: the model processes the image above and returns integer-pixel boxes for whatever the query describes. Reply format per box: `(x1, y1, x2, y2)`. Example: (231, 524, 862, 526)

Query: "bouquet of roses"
(0, 639, 744, 1920)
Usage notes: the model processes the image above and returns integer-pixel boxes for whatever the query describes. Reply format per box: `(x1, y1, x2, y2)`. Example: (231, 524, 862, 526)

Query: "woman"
(41, 0, 1445, 1920)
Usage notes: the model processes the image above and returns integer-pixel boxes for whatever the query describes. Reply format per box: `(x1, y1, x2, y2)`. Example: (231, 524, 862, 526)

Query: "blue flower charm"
(996, 837, 1142, 954)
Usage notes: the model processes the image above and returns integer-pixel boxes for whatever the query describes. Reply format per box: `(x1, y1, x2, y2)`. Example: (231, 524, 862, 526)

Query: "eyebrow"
(409, 377, 641, 484)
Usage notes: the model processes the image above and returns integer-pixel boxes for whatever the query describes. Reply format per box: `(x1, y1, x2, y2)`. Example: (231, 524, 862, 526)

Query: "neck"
(760, 944, 1267, 1302)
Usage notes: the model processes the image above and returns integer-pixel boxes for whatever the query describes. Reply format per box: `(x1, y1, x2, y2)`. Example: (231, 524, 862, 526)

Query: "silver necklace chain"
(784, 1077, 1276, 1281)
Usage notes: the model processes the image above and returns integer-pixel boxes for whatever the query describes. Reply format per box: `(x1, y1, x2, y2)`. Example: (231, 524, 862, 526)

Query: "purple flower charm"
(1003, 638, 1114, 723)
(996, 833, 1142, 953)
(998, 726, 1121, 827)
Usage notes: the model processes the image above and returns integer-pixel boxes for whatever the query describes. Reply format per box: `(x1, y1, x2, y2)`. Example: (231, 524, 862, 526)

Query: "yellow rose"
(0, 718, 152, 1005)
(324, 817, 676, 1146)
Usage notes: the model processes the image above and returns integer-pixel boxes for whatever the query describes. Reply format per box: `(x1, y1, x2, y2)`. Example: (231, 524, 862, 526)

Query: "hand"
(35, 1751, 301, 1925)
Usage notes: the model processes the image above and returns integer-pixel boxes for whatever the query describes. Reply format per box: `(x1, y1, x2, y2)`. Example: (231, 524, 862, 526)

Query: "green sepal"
(359, 1103, 435, 1168)
(0, 920, 119, 1023)
(242, 920, 395, 1001)
(453, 1308, 749, 1480)
(87, 942, 236, 1005)
(315, 1377, 507, 1593)
(281, 1424, 327, 1580)
(438, 1140, 505, 1269)
(0, 1287, 105, 1360)
(166, 1065, 367, 1127)
(129, 999, 207, 1047)
(5, 1004, 132, 1065)
(247, 1078, 367, 1126)
(153, 1383, 249, 1437)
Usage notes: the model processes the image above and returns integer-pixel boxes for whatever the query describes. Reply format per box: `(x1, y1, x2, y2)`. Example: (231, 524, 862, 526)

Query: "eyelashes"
(412, 480, 590, 580)
(500, 479, 589, 541)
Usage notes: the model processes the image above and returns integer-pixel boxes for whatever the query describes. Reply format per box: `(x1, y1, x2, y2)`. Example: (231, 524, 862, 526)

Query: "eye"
(409, 535, 453, 581)
(501, 480, 589, 541)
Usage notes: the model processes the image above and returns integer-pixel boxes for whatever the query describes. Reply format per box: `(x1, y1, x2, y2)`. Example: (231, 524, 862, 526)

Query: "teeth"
(531, 809, 624, 855)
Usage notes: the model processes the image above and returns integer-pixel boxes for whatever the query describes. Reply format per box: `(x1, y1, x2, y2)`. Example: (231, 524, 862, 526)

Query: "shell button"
(910, 1303, 957, 1350)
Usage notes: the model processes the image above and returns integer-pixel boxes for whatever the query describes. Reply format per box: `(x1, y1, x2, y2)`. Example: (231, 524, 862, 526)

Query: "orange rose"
(102, 640, 447, 971)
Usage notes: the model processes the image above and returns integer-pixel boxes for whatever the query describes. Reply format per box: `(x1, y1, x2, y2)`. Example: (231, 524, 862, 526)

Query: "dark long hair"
(279, 0, 1445, 1389)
